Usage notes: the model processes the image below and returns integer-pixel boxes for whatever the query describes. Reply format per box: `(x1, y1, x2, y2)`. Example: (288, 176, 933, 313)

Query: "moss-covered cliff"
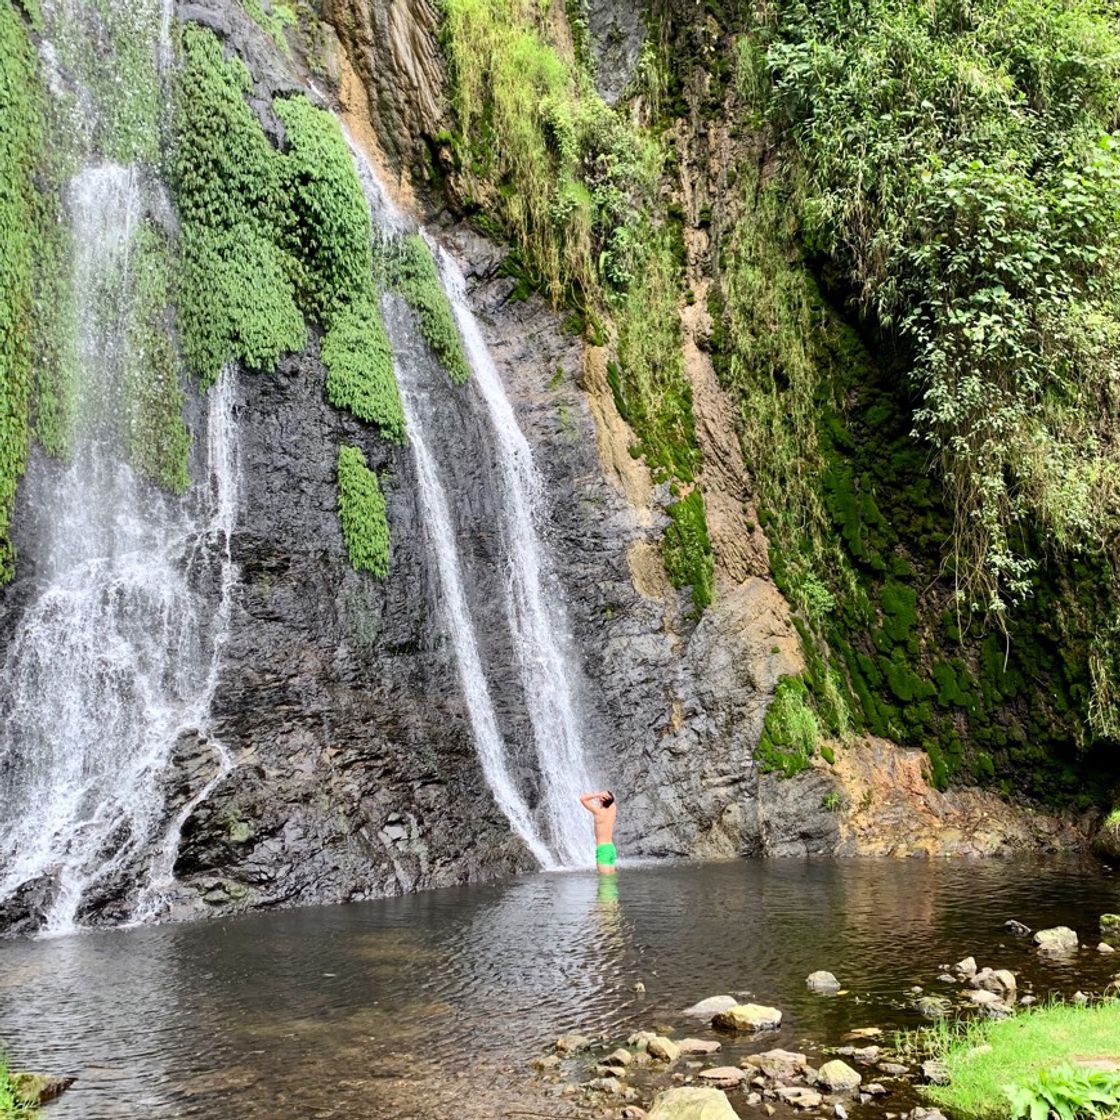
(394, 0, 1120, 804)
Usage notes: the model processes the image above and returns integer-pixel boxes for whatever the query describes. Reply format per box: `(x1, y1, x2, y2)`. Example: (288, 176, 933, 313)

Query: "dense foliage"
(755, 0, 1120, 624)
(172, 25, 404, 440)
(337, 444, 391, 577)
(0, 0, 44, 582)
(441, 0, 715, 612)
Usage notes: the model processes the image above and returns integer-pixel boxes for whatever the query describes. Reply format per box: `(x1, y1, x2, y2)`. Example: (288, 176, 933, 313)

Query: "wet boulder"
(648, 1036, 681, 1062)
(646, 1086, 738, 1120)
(1034, 926, 1078, 954)
(711, 1003, 782, 1032)
(807, 970, 841, 993)
(683, 995, 738, 1017)
(817, 1060, 862, 1093)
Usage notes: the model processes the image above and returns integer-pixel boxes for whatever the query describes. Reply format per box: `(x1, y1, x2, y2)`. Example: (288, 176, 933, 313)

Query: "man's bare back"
(579, 790, 617, 873)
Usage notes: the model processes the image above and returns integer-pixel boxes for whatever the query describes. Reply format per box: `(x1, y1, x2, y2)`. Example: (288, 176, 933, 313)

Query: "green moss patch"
(756, 676, 821, 777)
(381, 234, 470, 384)
(337, 444, 390, 578)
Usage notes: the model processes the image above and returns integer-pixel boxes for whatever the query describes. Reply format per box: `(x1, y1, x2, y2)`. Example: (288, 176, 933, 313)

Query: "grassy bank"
(0, 1055, 38, 1119)
(924, 1001, 1120, 1118)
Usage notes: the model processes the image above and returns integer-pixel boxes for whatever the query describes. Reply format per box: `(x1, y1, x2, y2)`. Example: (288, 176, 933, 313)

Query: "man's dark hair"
(601, 791, 615, 808)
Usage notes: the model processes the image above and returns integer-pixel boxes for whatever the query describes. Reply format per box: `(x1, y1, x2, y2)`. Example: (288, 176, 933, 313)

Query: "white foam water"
(0, 168, 241, 932)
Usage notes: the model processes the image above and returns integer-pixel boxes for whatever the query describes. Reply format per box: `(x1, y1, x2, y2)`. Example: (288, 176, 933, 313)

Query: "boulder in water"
(1004, 920, 1031, 936)
(556, 1032, 591, 1053)
(1101, 914, 1120, 940)
(711, 1003, 782, 1032)
(742, 1049, 809, 1079)
(697, 1067, 747, 1087)
(683, 995, 739, 1017)
(1034, 926, 1078, 953)
(817, 1060, 862, 1093)
(776, 1086, 823, 1109)
(646, 1086, 738, 1120)
(807, 970, 841, 993)
(953, 956, 977, 976)
(648, 1036, 681, 1062)
(602, 1049, 632, 1068)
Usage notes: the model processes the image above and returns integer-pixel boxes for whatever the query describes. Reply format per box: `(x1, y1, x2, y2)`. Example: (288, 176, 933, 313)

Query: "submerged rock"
(678, 1039, 721, 1055)
(557, 1032, 592, 1053)
(646, 1086, 738, 1120)
(1034, 926, 1079, 953)
(807, 970, 841, 993)
(1004, 920, 1031, 936)
(711, 1003, 782, 1032)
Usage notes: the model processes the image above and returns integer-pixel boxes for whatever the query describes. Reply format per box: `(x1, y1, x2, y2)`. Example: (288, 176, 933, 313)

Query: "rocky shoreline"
(529, 915, 1120, 1120)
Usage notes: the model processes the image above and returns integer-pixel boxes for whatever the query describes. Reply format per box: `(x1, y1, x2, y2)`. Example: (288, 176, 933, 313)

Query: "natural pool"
(1, 857, 1117, 1119)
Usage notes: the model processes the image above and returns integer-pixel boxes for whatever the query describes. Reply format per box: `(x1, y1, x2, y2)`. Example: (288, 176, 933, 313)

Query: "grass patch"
(756, 675, 820, 777)
(0, 1054, 38, 1118)
(925, 1002, 1120, 1119)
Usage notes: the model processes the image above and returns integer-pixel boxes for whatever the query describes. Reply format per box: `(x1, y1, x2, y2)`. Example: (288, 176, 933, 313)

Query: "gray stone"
(965, 989, 1003, 1006)
(629, 1031, 660, 1050)
(646, 1087, 738, 1120)
(921, 1060, 950, 1086)
(807, 971, 841, 993)
(683, 995, 739, 1017)
(817, 1060, 862, 1093)
(1034, 926, 1079, 953)
(603, 1049, 633, 1068)
(1101, 942, 1117, 954)
(954, 956, 977, 976)
(972, 968, 1016, 996)
(914, 995, 952, 1018)
(712, 1004, 783, 1032)
(1004, 920, 1031, 936)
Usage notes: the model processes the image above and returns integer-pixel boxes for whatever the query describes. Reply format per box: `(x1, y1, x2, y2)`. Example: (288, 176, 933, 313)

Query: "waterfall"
(345, 141, 594, 869)
(0, 142, 240, 927)
(432, 245, 594, 867)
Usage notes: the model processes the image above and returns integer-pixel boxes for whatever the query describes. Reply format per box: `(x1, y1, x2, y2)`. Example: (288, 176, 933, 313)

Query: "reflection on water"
(0, 858, 1117, 1118)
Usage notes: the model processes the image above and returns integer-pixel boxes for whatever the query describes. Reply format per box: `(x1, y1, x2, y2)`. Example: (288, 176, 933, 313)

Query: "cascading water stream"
(345, 139, 594, 869)
(0, 0, 240, 931)
(431, 244, 594, 866)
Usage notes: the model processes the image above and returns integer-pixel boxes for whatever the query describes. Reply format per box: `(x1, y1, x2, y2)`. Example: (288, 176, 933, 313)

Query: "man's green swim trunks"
(595, 842, 617, 867)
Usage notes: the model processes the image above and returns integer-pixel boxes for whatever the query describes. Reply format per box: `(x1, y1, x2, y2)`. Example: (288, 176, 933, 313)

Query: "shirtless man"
(579, 790, 617, 873)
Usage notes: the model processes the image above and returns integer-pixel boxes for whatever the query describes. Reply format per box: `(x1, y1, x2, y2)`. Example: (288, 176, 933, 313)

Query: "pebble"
(938, 973, 955, 983)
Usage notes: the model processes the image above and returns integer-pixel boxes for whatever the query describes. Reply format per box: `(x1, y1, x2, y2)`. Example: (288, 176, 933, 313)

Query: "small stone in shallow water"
(646, 1086, 738, 1120)
(776, 1087, 823, 1109)
(648, 1036, 682, 1062)
(634, 981, 646, 993)
(817, 1060, 861, 1093)
(807, 971, 841, 993)
(846, 1028, 882, 1039)
(938, 973, 955, 983)
(557, 1032, 592, 1053)
(746, 1092, 762, 1106)
(972, 968, 1016, 995)
(698, 1067, 748, 1087)
(954, 956, 977, 976)
(1073, 991, 1089, 1004)
(878, 1063, 909, 1077)
(629, 1031, 660, 1050)
(742, 1049, 809, 1079)
(835, 1105, 848, 1120)
(683, 996, 739, 1017)
(965, 989, 1003, 1006)
(914, 995, 952, 1018)
(678, 1039, 722, 1055)
(603, 1050, 633, 1069)
(1034, 926, 1078, 954)
(531, 1054, 561, 1071)
(1005, 920, 1031, 936)
(712, 1004, 783, 1032)
(1100, 943, 1116, 954)
(866, 1083, 888, 1095)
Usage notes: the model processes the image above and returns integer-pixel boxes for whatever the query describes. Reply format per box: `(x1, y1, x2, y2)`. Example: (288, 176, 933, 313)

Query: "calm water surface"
(1, 858, 1117, 1118)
